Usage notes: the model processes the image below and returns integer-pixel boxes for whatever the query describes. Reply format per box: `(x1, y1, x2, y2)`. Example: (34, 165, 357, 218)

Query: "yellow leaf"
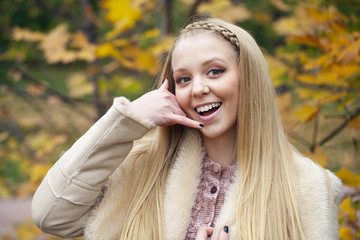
(150, 35, 174, 56)
(253, 11, 272, 25)
(265, 55, 288, 86)
(296, 72, 338, 86)
(12, 27, 44, 42)
(77, 48, 96, 62)
(101, 0, 141, 37)
(30, 163, 51, 184)
(198, 0, 251, 23)
(297, 88, 346, 104)
(142, 29, 160, 39)
(39, 24, 70, 64)
(71, 31, 89, 48)
(16, 219, 42, 240)
(307, 6, 338, 23)
(348, 116, 360, 131)
(336, 168, 360, 188)
(329, 22, 349, 36)
(59, 50, 77, 63)
(273, 17, 304, 36)
(66, 72, 94, 98)
(136, 52, 156, 75)
(288, 35, 322, 48)
(339, 226, 355, 240)
(112, 39, 130, 47)
(294, 105, 320, 122)
(272, 4, 314, 36)
(332, 63, 359, 78)
(30, 132, 67, 159)
(198, 0, 230, 14)
(216, 4, 251, 23)
(96, 43, 121, 59)
(41, 134, 67, 156)
(102, 0, 141, 23)
(105, 18, 135, 40)
(118, 76, 143, 94)
(339, 197, 357, 223)
(337, 38, 360, 63)
(270, 0, 290, 12)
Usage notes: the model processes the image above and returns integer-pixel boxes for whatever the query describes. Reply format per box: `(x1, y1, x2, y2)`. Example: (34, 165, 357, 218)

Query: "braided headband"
(180, 21, 240, 51)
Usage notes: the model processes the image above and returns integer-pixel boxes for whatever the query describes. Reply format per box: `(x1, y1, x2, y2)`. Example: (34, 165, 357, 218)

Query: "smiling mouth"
(196, 103, 222, 116)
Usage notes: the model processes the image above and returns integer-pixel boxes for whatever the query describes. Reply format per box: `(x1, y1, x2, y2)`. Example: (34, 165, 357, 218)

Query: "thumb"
(160, 79, 169, 90)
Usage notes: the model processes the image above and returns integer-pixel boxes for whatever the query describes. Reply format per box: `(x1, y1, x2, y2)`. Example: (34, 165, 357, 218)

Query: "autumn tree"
(270, 2, 360, 238)
(0, 0, 359, 239)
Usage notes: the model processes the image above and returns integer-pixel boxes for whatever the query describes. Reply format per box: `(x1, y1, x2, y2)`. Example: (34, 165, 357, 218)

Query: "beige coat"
(32, 97, 343, 240)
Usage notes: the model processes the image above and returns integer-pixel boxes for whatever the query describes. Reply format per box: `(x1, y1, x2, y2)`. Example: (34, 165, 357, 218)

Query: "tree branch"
(294, 80, 356, 93)
(162, 0, 173, 34)
(187, 0, 204, 19)
(0, 61, 88, 105)
(310, 114, 319, 153)
(80, 0, 106, 119)
(1, 62, 95, 121)
(310, 107, 360, 149)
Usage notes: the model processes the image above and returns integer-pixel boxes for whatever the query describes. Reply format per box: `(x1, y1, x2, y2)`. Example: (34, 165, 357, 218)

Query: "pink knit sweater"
(185, 156, 236, 239)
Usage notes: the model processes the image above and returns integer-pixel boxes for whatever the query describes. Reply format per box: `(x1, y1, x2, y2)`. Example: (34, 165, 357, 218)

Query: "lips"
(196, 102, 221, 115)
(194, 102, 222, 121)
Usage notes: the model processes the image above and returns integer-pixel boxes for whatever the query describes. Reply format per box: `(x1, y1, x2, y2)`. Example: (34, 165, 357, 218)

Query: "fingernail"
(199, 123, 204, 127)
(223, 226, 229, 233)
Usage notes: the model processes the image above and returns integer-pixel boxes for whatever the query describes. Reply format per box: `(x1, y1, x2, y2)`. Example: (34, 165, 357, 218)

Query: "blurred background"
(0, 0, 359, 239)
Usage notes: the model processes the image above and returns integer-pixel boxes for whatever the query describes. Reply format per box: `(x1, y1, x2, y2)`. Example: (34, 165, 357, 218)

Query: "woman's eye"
(176, 76, 191, 84)
(208, 69, 225, 76)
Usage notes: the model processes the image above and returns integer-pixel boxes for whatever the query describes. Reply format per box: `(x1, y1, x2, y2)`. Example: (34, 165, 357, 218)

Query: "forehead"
(172, 32, 238, 66)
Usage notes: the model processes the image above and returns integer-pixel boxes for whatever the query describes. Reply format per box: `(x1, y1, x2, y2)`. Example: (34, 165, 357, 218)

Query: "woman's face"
(172, 32, 239, 140)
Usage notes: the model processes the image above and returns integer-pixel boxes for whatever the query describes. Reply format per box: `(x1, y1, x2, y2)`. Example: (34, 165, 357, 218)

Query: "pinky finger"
(169, 114, 204, 129)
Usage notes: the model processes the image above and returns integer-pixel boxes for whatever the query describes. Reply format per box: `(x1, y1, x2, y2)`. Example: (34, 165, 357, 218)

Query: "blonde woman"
(32, 18, 342, 240)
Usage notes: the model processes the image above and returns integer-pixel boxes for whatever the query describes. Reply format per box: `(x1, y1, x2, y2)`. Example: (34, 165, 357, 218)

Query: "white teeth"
(196, 103, 221, 113)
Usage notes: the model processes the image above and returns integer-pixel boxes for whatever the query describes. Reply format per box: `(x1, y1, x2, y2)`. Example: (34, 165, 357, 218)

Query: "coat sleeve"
(296, 156, 343, 240)
(31, 97, 155, 238)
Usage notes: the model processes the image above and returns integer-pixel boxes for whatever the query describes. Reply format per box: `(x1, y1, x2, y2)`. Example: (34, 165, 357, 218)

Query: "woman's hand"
(126, 79, 203, 129)
(195, 226, 229, 240)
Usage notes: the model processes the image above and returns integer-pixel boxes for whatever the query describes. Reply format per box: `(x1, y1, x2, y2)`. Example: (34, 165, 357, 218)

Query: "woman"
(32, 18, 342, 240)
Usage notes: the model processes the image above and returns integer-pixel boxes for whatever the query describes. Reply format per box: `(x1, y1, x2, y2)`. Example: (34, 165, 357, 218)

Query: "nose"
(191, 77, 209, 97)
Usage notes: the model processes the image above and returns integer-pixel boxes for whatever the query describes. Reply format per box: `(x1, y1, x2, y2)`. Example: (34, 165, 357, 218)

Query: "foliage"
(0, 218, 82, 240)
(270, 1, 360, 167)
(0, 0, 359, 239)
(270, 2, 360, 238)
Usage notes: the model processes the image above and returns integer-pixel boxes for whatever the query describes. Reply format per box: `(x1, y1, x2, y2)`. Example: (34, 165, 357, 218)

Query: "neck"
(202, 129, 237, 167)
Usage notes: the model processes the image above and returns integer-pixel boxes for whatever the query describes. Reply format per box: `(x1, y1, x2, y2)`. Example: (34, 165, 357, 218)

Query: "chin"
(199, 128, 222, 139)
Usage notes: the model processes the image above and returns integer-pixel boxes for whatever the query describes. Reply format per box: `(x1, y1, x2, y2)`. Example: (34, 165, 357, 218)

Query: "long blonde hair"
(119, 18, 305, 239)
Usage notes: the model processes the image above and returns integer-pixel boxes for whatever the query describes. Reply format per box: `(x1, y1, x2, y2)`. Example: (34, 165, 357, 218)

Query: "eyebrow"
(173, 57, 227, 73)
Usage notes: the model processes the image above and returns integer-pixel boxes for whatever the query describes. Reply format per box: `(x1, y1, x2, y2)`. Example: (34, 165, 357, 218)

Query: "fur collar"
(86, 128, 342, 240)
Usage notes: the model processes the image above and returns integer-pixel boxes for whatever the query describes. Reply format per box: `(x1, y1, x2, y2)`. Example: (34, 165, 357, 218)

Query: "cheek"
(175, 89, 190, 111)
